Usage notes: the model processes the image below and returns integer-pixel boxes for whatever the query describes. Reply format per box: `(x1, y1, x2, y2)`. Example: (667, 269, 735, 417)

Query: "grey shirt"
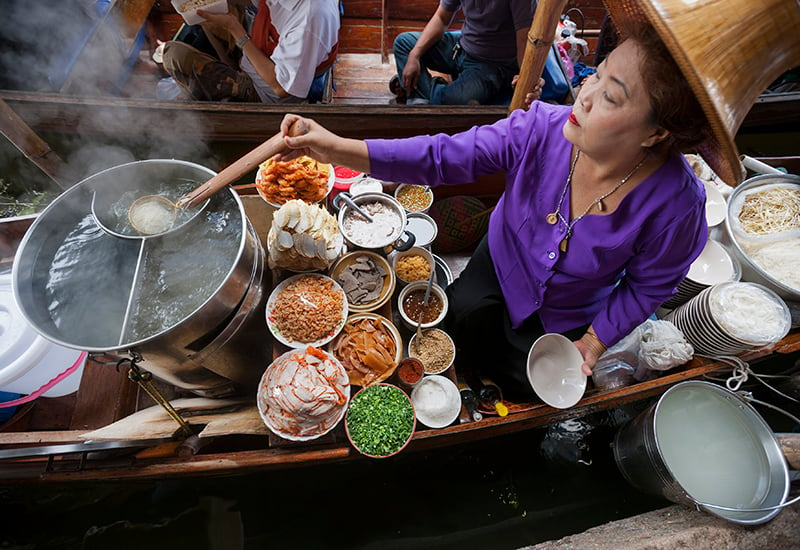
(440, 0, 533, 62)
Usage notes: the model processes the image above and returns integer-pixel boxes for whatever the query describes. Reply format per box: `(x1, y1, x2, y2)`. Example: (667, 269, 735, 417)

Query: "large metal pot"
(12, 160, 270, 397)
(723, 173, 800, 303)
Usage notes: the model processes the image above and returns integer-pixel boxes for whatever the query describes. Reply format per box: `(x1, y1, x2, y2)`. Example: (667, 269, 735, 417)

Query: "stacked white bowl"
(664, 281, 790, 356)
(662, 239, 740, 310)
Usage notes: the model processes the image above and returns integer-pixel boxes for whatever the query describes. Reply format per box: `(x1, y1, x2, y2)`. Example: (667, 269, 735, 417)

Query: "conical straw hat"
(602, 0, 800, 186)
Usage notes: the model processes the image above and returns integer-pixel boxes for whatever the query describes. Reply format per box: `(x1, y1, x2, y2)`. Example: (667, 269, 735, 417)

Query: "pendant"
(546, 213, 558, 225)
(597, 199, 605, 212)
(559, 236, 568, 252)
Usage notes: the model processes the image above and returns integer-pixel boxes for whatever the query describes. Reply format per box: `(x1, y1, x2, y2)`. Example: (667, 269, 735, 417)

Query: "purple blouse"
(367, 102, 708, 347)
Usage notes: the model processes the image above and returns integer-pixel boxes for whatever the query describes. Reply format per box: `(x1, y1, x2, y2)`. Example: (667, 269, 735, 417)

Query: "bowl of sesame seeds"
(394, 184, 434, 214)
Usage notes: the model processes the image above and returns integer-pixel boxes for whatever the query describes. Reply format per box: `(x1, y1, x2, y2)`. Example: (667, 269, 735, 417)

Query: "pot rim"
(337, 192, 408, 248)
(11, 159, 250, 352)
(724, 173, 800, 300)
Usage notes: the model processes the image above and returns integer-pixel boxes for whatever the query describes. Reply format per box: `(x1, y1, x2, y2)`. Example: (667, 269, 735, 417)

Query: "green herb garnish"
(346, 384, 414, 457)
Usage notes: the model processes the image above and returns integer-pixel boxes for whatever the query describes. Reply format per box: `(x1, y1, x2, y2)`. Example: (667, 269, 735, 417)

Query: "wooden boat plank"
(4, 331, 797, 484)
(81, 398, 267, 441)
(0, 91, 507, 141)
(0, 430, 91, 446)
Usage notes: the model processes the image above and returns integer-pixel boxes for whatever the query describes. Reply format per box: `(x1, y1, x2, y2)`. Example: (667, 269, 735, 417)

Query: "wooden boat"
(1, 161, 799, 484)
(0, 0, 796, 146)
(1, 1, 798, 484)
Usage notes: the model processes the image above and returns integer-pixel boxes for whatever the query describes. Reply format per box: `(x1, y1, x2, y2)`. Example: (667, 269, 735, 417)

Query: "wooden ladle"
(126, 120, 306, 235)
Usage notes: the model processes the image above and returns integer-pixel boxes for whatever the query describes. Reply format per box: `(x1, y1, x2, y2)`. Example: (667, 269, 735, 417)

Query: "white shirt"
(241, 0, 339, 101)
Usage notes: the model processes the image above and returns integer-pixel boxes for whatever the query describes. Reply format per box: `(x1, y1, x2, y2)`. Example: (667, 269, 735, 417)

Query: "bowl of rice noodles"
(724, 173, 800, 302)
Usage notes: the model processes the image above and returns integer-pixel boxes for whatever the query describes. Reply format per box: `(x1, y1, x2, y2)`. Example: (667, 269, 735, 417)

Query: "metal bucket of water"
(613, 381, 791, 525)
(12, 160, 271, 397)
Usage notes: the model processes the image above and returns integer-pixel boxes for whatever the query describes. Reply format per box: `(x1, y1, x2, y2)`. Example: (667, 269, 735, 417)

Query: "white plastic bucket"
(0, 273, 85, 397)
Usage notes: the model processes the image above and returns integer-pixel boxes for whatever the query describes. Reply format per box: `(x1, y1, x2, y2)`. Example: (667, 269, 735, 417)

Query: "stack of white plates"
(662, 239, 740, 310)
(665, 281, 791, 356)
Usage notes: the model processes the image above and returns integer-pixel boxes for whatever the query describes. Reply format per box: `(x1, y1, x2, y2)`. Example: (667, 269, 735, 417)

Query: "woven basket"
(427, 196, 493, 253)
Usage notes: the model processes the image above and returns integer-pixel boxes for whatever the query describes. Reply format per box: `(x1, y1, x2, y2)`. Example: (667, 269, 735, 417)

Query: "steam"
(0, 0, 223, 189)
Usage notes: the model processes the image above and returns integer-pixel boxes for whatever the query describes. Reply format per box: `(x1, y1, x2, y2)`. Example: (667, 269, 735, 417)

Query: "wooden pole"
(509, 0, 568, 112)
(0, 98, 73, 189)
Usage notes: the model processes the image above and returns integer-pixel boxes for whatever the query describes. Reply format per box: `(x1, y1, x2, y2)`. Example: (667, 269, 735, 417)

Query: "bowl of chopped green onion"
(345, 383, 416, 458)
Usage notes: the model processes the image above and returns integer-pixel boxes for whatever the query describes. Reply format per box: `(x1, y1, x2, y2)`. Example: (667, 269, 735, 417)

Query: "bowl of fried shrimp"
(256, 155, 335, 208)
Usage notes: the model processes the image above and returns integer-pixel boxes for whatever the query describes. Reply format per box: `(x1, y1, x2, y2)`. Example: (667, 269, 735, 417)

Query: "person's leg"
(430, 55, 516, 105)
(392, 32, 460, 101)
(162, 41, 257, 102)
(445, 236, 588, 401)
(444, 236, 509, 387)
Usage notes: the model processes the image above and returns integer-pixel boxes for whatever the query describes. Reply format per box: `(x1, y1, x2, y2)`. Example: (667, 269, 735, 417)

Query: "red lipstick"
(568, 112, 579, 126)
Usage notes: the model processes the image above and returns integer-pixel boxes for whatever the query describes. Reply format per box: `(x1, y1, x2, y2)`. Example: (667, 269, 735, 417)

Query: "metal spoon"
(414, 271, 435, 347)
(336, 192, 374, 222)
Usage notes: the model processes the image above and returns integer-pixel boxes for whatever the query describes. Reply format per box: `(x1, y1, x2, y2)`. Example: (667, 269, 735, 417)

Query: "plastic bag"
(593, 320, 693, 386)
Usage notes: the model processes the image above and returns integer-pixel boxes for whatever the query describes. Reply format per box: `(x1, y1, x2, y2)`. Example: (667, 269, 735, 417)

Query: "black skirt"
(443, 235, 587, 401)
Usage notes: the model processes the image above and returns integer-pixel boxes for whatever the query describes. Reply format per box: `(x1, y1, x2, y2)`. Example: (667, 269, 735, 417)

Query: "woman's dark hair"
(623, 24, 711, 153)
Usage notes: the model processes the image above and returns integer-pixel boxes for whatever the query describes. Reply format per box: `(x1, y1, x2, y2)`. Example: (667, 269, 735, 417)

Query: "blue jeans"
(393, 31, 518, 105)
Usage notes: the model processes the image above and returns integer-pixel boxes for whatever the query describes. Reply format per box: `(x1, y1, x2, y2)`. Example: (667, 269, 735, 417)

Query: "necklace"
(546, 150, 648, 252)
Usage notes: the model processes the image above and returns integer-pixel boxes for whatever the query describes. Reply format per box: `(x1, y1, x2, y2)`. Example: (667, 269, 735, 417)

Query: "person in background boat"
(161, 0, 339, 103)
(389, 0, 534, 105)
(275, 21, 712, 400)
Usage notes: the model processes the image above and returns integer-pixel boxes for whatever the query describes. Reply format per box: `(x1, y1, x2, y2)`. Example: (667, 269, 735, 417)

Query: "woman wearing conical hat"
(271, 0, 800, 400)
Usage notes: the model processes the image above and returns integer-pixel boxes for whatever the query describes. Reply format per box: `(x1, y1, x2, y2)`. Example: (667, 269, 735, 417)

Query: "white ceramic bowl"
(703, 180, 727, 227)
(397, 281, 448, 330)
(391, 246, 435, 286)
(410, 375, 461, 428)
(266, 274, 348, 348)
(171, 0, 228, 25)
(405, 212, 439, 249)
(527, 333, 587, 409)
(256, 158, 335, 208)
(687, 239, 736, 285)
(257, 348, 350, 441)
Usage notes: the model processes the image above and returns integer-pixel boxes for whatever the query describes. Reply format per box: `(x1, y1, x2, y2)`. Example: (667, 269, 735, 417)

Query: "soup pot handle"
(392, 230, 416, 252)
(330, 191, 351, 213)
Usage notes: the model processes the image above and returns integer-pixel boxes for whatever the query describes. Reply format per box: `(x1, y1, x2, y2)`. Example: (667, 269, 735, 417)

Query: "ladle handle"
(176, 120, 306, 209)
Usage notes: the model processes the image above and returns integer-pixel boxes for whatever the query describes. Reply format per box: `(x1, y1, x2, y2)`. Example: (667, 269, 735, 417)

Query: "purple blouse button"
(547, 251, 556, 260)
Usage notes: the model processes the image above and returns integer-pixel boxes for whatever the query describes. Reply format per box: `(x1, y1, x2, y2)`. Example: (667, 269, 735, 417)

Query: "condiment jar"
(394, 357, 424, 391)
(328, 165, 364, 207)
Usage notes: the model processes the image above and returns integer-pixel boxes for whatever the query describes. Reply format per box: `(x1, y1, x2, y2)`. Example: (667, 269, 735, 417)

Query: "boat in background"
(0, 0, 795, 146)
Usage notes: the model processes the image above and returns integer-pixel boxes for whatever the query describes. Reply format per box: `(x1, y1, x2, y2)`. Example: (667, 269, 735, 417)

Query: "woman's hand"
(574, 328, 607, 377)
(278, 114, 337, 163)
(511, 76, 545, 110)
(277, 114, 371, 173)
